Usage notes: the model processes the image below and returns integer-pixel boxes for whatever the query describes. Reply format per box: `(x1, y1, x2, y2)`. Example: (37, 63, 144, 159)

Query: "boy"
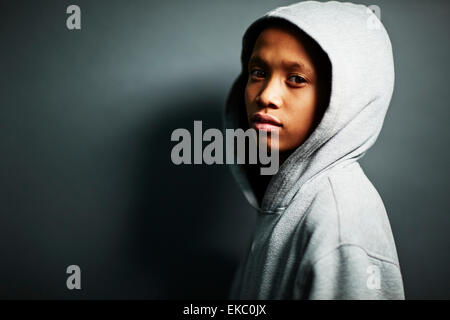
(224, 1, 405, 299)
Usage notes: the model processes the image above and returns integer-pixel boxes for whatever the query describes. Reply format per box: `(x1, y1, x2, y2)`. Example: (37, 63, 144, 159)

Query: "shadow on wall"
(129, 91, 238, 299)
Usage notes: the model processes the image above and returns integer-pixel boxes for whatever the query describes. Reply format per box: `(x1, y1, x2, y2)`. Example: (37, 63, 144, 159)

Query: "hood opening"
(229, 16, 332, 207)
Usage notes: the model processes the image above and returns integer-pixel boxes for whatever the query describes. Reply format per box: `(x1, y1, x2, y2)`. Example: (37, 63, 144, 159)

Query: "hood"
(224, 1, 394, 213)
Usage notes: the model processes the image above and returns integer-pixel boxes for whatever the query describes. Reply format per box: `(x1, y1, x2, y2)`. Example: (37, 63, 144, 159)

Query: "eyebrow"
(248, 55, 313, 77)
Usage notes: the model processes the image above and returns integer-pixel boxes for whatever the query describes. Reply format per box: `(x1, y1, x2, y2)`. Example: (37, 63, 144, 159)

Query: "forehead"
(249, 26, 315, 74)
(255, 26, 301, 45)
(253, 27, 305, 51)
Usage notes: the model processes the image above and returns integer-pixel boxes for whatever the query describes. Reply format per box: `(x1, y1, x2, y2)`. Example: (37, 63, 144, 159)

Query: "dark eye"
(250, 69, 266, 78)
(288, 75, 306, 84)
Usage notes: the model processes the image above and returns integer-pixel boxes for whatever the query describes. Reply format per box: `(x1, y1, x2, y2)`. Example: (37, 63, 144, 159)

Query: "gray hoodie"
(224, 1, 405, 299)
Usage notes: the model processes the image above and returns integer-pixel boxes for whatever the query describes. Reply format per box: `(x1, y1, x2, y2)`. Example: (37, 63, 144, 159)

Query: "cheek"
(282, 89, 318, 149)
(244, 84, 256, 115)
(295, 89, 318, 127)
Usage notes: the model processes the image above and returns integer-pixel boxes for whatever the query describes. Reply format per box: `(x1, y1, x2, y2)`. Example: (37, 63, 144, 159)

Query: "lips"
(251, 113, 282, 131)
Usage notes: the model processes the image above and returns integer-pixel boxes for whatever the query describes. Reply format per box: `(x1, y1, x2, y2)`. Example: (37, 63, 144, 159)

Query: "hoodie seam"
(295, 242, 400, 296)
(310, 242, 401, 268)
(328, 176, 342, 244)
(258, 207, 286, 215)
(322, 176, 400, 267)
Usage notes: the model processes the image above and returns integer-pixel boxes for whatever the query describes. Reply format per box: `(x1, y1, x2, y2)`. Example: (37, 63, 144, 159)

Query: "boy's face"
(245, 26, 322, 153)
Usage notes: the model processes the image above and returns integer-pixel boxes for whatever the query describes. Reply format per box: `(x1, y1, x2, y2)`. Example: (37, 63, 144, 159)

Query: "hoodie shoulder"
(293, 163, 404, 299)
(301, 162, 401, 268)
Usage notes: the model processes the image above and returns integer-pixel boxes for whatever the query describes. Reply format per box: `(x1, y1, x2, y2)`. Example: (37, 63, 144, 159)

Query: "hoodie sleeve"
(304, 244, 405, 300)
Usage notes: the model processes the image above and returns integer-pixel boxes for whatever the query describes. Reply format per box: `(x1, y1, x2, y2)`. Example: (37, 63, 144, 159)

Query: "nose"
(256, 77, 283, 110)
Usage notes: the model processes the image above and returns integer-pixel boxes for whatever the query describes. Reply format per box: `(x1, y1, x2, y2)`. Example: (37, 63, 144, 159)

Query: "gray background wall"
(1, 0, 449, 299)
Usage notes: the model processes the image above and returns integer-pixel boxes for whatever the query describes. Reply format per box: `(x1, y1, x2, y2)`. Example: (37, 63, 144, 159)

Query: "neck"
(247, 149, 293, 206)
